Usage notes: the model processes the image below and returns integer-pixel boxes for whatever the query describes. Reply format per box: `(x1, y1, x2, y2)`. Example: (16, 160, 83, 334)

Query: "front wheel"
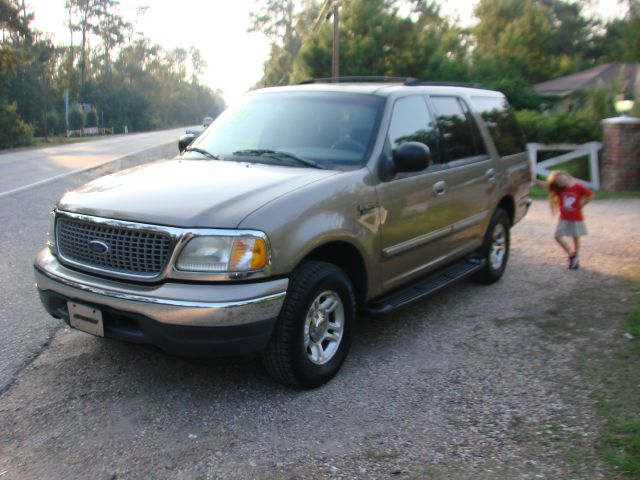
(261, 261, 356, 389)
(472, 207, 511, 285)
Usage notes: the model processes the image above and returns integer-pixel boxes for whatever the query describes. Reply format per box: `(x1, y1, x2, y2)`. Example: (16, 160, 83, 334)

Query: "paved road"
(0, 127, 191, 197)
(0, 133, 180, 395)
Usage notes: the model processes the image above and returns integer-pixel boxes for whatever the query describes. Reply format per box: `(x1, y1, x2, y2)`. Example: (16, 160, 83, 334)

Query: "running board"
(364, 255, 485, 316)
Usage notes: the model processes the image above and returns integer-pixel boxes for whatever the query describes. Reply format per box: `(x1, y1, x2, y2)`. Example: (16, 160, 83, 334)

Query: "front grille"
(56, 217, 172, 278)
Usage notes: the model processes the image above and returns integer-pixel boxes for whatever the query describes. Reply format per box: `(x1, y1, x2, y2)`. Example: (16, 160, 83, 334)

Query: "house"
(534, 62, 640, 112)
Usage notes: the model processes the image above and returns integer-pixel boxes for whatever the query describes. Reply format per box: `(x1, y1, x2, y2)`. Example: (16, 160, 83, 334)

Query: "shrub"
(85, 109, 98, 128)
(0, 102, 33, 148)
(516, 110, 602, 145)
(68, 109, 84, 130)
(45, 111, 59, 136)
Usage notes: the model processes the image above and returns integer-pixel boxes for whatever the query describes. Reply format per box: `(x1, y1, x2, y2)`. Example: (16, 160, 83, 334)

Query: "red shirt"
(551, 183, 593, 221)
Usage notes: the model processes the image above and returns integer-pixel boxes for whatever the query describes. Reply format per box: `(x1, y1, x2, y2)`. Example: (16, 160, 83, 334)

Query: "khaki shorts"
(555, 220, 588, 237)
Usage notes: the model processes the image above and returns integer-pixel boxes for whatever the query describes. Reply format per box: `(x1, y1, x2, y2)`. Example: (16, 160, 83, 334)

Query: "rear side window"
(430, 96, 486, 162)
(387, 95, 440, 164)
(471, 96, 526, 156)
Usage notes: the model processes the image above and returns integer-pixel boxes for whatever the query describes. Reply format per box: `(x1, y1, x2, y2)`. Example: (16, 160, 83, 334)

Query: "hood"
(57, 159, 339, 228)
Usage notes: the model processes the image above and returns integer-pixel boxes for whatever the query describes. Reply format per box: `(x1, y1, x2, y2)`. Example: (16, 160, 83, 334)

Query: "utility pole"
(312, 0, 340, 80)
(332, 0, 340, 79)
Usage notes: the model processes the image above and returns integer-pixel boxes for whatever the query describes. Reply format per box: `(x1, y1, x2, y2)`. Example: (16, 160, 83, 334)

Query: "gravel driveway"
(1, 197, 638, 480)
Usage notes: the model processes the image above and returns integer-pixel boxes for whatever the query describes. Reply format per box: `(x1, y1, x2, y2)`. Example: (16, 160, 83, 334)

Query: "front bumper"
(34, 248, 288, 357)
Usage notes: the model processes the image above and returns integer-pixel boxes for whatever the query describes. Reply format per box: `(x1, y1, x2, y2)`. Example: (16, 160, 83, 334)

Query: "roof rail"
(297, 77, 487, 90)
(403, 79, 486, 89)
(299, 76, 412, 84)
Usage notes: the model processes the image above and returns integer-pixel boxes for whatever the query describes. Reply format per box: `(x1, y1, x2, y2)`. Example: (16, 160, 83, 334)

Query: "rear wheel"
(261, 261, 356, 389)
(472, 207, 511, 285)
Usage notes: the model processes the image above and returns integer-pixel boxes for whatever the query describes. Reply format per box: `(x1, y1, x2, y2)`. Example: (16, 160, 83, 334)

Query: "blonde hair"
(546, 170, 571, 215)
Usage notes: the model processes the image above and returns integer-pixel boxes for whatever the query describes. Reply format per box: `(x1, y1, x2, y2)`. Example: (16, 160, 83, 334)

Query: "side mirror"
(393, 142, 432, 173)
(178, 133, 196, 153)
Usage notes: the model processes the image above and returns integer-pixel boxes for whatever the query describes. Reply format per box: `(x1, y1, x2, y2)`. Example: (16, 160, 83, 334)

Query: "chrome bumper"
(34, 248, 288, 328)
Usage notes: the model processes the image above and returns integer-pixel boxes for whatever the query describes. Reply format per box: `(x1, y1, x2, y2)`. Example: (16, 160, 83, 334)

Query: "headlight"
(47, 211, 56, 252)
(176, 235, 268, 273)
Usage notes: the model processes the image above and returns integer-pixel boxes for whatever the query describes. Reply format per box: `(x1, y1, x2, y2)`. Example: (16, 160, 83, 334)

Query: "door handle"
(433, 181, 448, 196)
(485, 168, 497, 182)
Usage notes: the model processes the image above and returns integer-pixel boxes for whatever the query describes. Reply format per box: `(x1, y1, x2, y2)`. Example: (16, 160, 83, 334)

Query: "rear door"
(427, 95, 496, 252)
(470, 95, 530, 224)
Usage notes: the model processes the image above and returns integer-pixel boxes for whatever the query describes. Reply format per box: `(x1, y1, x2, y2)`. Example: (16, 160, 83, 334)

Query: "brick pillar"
(601, 117, 640, 191)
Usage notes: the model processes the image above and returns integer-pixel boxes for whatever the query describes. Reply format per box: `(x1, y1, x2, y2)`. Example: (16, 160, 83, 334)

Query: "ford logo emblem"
(88, 240, 110, 255)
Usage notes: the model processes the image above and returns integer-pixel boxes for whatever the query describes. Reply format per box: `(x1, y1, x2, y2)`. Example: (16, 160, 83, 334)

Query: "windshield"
(185, 91, 384, 169)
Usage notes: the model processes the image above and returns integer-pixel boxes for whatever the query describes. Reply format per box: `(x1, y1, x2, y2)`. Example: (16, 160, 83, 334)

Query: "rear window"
(471, 96, 526, 157)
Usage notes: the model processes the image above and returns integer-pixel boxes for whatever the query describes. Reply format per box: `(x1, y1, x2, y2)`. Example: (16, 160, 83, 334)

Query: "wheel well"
(302, 242, 367, 307)
(498, 195, 515, 225)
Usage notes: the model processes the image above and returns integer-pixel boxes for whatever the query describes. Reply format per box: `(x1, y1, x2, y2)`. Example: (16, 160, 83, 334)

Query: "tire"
(472, 207, 511, 285)
(261, 261, 356, 389)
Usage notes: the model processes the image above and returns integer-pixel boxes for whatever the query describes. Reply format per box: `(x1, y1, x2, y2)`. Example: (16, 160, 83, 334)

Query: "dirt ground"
(1, 198, 638, 480)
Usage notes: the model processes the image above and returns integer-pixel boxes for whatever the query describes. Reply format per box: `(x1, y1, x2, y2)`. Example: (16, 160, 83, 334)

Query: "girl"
(537, 171, 593, 269)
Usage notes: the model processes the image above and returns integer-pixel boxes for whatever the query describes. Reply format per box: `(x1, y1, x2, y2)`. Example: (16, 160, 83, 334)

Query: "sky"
(27, 0, 271, 105)
(27, 0, 620, 105)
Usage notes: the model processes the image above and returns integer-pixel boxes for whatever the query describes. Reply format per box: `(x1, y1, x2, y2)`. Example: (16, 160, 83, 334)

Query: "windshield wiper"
(184, 147, 222, 160)
(232, 149, 325, 169)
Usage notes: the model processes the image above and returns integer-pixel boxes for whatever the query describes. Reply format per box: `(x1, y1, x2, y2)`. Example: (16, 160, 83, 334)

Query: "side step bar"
(364, 254, 485, 316)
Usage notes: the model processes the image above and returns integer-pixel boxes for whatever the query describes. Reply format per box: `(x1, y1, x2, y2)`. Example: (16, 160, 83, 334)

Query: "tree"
(541, 0, 595, 63)
(474, 0, 552, 84)
(166, 47, 188, 80)
(473, 0, 598, 80)
(295, 0, 468, 82)
(0, 0, 30, 84)
(189, 47, 206, 85)
(470, 0, 598, 108)
(1, 0, 34, 146)
(0, 101, 32, 147)
(1, 0, 25, 33)
(46, 110, 60, 135)
(299, 0, 406, 79)
(403, 0, 471, 81)
(8, 38, 62, 136)
(249, 0, 296, 45)
(94, 1, 128, 81)
(66, 0, 110, 88)
(85, 108, 97, 127)
(249, 0, 311, 86)
(68, 108, 83, 129)
(596, 0, 640, 62)
(1, 0, 226, 146)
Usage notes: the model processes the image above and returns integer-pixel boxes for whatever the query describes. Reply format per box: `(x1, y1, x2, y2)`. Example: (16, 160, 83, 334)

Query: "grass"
(595, 285, 640, 477)
(532, 154, 640, 200)
(630, 301, 640, 352)
(536, 153, 590, 181)
(529, 185, 640, 200)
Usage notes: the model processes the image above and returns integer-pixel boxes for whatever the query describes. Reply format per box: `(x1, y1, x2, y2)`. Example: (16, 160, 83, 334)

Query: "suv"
(34, 79, 531, 388)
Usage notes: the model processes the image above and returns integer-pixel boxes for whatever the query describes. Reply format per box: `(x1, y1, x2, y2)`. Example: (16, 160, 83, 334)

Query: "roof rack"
(403, 79, 486, 89)
(299, 76, 412, 84)
(298, 76, 487, 89)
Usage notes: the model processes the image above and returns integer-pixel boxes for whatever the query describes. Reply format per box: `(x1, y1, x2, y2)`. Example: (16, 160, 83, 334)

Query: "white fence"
(527, 142, 602, 190)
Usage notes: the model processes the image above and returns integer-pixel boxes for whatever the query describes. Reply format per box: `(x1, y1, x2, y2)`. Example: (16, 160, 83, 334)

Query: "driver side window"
(387, 95, 440, 164)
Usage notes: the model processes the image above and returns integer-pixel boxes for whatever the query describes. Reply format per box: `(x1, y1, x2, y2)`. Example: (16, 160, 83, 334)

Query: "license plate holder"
(68, 301, 104, 337)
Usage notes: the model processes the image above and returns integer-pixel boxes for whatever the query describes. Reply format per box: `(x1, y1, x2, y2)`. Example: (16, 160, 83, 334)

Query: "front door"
(377, 95, 463, 291)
